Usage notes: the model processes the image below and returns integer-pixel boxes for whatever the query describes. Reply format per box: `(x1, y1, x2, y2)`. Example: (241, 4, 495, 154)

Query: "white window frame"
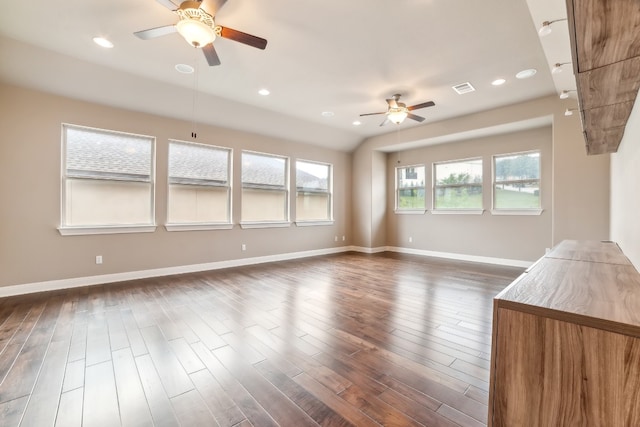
(165, 140, 233, 231)
(491, 150, 543, 216)
(59, 123, 156, 236)
(295, 159, 334, 226)
(432, 157, 484, 215)
(240, 150, 291, 229)
(395, 164, 427, 214)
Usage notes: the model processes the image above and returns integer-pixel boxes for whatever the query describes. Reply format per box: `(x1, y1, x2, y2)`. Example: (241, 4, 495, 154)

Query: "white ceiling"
(0, 0, 573, 151)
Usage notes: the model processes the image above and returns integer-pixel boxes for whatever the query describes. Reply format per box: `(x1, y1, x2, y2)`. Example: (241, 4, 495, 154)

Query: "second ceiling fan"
(134, 0, 267, 66)
(360, 94, 435, 126)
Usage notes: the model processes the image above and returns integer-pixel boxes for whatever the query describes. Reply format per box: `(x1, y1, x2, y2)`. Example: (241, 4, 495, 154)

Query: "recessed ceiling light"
(258, 89, 270, 96)
(516, 69, 537, 79)
(352, 121, 362, 126)
(321, 111, 335, 118)
(175, 64, 194, 74)
(492, 78, 506, 86)
(93, 37, 114, 48)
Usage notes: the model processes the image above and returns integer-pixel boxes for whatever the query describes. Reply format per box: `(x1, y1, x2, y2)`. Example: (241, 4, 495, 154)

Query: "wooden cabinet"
(488, 240, 640, 426)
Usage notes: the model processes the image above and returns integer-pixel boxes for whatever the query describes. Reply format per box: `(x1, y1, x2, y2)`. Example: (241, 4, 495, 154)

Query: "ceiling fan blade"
(204, 0, 228, 15)
(379, 118, 391, 126)
(134, 25, 177, 40)
(407, 113, 426, 122)
(156, 0, 179, 10)
(407, 101, 435, 111)
(202, 43, 221, 66)
(220, 26, 268, 50)
(386, 98, 398, 108)
(360, 112, 386, 117)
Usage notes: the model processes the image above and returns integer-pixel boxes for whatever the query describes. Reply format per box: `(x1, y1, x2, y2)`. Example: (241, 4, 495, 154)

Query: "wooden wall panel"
(585, 127, 626, 155)
(577, 58, 640, 109)
(566, 0, 640, 154)
(583, 101, 635, 131)
(572, 0, 640, 72)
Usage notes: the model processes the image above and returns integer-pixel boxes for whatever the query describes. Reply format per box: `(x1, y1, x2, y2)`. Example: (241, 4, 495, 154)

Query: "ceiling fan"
(360, 94, 435, 126)
(134, 0, 267, 66)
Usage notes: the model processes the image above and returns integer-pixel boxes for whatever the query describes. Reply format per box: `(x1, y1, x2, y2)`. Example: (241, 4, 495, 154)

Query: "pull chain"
(191, 47, 199, 139)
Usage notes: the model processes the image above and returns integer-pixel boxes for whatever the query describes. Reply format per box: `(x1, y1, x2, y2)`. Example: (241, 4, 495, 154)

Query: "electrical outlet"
(342, 235, 345, 241)
(96, 255, 103, 264)
(408, 237, 413, 243)
(241, 244, 247, 251)
(334, 236, 338, 242)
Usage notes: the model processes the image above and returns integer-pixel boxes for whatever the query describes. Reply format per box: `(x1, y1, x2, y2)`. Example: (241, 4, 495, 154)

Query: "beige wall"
(0, 83, 614, 288)
(352, 95, 610, 259)
(386, 127, 552, 261)
(0, 83, 352, 287)
(611, 99, 640, 270)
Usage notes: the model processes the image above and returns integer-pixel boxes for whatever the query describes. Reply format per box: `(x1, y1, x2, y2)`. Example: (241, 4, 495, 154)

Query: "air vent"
(452, 82, 476, 95)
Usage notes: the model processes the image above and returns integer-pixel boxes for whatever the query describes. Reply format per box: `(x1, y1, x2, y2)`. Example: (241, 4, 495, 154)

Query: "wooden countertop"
(495, 240, 640, 338)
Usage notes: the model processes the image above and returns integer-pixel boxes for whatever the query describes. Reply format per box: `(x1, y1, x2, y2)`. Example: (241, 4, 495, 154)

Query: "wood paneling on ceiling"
(566, 0, 640, 155)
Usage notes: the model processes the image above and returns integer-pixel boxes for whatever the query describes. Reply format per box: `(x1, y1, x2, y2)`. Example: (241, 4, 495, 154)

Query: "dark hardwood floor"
(0, 252, 523, 426)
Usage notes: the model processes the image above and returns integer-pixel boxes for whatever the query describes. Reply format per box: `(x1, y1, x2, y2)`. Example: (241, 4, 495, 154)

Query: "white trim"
(58, 225, 157, 236)
(239, 221, 291, 229)
(394, 209, 427, 215)
(430, 209, 484, 215)
(0, 246, 356, 298)
(385, 246, 532, 268)
(295, 220, 334, 227)
(491, 209, 543, 216)
(165, 223, 234, 231)
(0, 245, 531, 297)
(350, 246, 387, 254)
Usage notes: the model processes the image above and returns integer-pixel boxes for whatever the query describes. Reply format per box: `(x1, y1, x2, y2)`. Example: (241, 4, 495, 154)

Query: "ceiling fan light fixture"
(176, 19, 216, 48)
(388, 109, 408, 124)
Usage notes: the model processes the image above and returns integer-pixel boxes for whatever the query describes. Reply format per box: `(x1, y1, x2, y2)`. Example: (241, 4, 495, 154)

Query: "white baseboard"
(0, 246, 355, 298)
(0, 245, 531, 298)
(349, 246, 387, 254)
(385, 246, 533, 268)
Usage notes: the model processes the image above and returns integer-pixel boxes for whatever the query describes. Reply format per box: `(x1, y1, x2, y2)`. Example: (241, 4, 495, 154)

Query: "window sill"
(491, 209, 544, 216)
(394, 209, 427, 215)
(58, 225, 157, 236)
(431, 209, 484, 215)
(240, 221, 292, 229)
(165, 223, 234, 232)
(295, 220, 334, 227)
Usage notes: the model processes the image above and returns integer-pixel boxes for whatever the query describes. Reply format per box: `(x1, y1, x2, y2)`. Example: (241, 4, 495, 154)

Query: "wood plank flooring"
(0, 252, 523, 426)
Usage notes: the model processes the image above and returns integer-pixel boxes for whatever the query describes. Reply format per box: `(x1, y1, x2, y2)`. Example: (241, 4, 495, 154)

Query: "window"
(493, 151, 541, 211)
(60, 124, 155, 234)
(167, 141, 231, 229)
(296, 160, 332, 223)
(433, 158, 483, 211)
(396, 165, 426, 211)
(241, 151, 289, 225)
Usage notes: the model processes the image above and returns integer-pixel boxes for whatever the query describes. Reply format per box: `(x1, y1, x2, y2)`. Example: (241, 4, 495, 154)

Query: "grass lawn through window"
(399, 188, 539, 210)
(494, 188, 539, 209)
